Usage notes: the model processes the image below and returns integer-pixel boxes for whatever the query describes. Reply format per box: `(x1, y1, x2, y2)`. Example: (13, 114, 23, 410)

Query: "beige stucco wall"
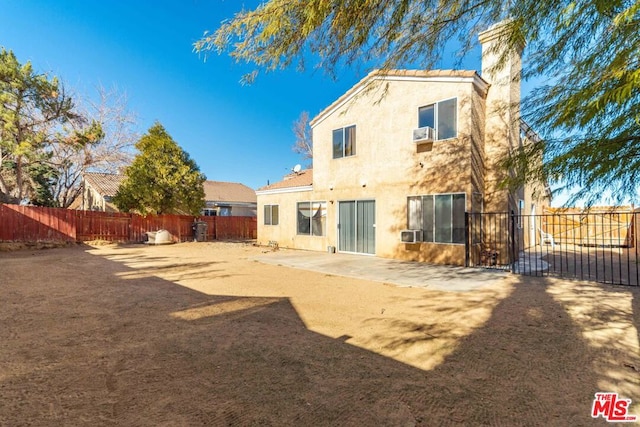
(312, 77, 484, 196)
(479, 22, 523, 214)
(83, 185, 109, 211)
(257, 188, 332, 252)
(258, 76, 489, 265)
(314, 77, 486, 265)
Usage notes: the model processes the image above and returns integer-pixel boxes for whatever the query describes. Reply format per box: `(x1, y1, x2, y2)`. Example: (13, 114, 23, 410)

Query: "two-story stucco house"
(256, 22, 547, 266)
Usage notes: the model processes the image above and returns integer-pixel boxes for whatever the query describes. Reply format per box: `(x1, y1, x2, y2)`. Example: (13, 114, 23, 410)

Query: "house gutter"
(256, 185, 313, 196)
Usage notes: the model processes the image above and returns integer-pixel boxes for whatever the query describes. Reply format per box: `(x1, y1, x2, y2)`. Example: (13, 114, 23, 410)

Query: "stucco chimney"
(478, 20, 523, 212)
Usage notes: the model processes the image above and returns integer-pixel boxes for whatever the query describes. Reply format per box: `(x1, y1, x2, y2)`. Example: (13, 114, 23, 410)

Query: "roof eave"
(256, 185, 313, 196)
(310, 70, 489, 128)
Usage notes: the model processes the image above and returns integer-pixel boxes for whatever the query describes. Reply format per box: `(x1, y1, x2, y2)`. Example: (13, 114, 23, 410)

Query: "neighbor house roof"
(310, 69, 489, 127)
(256, 169, 313, 194)
(84, 172, 124, 197)
(203, 181, 256, 204)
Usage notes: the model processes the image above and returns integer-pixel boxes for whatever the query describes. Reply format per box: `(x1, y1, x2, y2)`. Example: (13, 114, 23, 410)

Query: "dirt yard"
(2, 241, 640, 426)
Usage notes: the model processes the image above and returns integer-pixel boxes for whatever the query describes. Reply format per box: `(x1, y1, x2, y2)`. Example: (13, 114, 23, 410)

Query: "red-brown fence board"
(131, 214, 195, 242)
(219, 216, 257, 240)
(200, 217, 214, 240)
(199, 217, 257, 240)
(0, 204, 76, 242)
(0, 204, 256, 244)
(76, 211, 131, 242)
(130, 215, 147, 243)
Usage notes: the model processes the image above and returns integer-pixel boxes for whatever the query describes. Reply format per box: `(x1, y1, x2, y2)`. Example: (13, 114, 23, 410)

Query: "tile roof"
(203, 181, 256, 203)
(257, 169, 313, 191)
(84, 173, 124, 197)
(382, 69, 479, 78)
(83, 174, 256, 204)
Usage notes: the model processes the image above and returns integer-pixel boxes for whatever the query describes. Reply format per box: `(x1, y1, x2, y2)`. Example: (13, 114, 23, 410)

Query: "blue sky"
(1, 0, 486, 191)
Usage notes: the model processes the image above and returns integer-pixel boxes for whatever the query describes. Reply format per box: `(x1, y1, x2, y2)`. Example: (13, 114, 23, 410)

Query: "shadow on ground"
(1, 244, 638, 426)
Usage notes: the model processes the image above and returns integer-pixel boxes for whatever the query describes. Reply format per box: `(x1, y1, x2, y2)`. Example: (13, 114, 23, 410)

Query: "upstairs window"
(333, 125, 356, 159)
(418, 98, 457, 140)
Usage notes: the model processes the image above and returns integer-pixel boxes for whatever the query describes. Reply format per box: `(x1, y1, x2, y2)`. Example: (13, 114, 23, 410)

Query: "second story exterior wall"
(301, 71, 491, 264)
(310, 70, 489, 208)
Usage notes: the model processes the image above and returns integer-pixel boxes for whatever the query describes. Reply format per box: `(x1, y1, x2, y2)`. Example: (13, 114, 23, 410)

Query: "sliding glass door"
(338, 200, 375, 255)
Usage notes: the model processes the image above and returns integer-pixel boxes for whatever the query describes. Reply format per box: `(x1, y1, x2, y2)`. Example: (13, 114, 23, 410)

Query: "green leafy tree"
(0, 48, 102, 205)
(196, 1, 640, 204)
(114, 123, 206, 215)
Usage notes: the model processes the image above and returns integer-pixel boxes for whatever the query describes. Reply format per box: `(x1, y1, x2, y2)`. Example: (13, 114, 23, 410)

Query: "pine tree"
(0, 48, 103, 205)
(114, 123, 206, 215)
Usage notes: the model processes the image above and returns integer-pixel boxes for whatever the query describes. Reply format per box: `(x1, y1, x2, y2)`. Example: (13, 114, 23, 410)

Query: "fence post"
(510, 210, 516, 271)
(465, 212, 470, 267)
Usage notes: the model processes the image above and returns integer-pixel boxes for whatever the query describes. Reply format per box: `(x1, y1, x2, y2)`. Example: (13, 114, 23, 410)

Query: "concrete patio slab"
(253, 249, 509, 292)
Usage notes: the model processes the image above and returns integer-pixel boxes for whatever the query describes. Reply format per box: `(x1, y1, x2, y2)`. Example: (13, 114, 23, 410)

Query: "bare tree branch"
(292, 111, 312, 165)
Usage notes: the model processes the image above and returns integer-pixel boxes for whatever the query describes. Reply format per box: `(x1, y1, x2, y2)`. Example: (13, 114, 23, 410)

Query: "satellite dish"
(293, 164, 302, 173)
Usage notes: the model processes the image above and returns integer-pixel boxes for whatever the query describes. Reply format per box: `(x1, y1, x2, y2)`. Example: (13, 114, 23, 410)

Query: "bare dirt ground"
(2, 241, 640, 426)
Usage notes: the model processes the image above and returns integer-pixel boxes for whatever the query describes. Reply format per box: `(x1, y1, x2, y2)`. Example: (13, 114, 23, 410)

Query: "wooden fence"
(199, 216, 257, 241)
(542, 206, 636, 247)
(0, 204, 77, 242)
(0, 204, 257, 243)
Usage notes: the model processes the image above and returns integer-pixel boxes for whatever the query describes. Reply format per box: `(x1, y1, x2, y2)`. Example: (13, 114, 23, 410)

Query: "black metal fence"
(466, 210, 639, 286)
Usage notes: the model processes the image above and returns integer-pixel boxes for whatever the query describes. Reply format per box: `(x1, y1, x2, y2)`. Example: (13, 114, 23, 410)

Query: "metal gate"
(466, 210, 639, 286)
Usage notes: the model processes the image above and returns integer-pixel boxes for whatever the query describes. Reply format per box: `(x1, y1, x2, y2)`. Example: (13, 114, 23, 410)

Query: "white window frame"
(332, 124, 356, 159)
(407, 193, 466, 244)
(518, 199, 525, 229)
(264, 204, 279, 226)
(418, 97, 458, 141)
(297, 201, 327, 236)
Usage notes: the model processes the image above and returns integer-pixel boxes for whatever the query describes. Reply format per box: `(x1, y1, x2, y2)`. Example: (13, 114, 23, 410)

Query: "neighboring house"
(74, 174, 257, 217)
(76, 172, 124, 212)
(256, 22, 549, 266)
(202, 181, 257, 217)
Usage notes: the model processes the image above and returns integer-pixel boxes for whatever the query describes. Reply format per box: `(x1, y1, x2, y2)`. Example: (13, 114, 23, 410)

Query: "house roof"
(203, 181, 256, 203)
(257, 169, 313, 192)
(310, 69, 489, 128)
(82, 174, 256, 204)
(84, 172, 124, 197)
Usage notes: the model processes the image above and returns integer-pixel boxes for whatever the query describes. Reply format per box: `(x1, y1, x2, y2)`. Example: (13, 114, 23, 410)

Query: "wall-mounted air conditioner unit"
(400, 230, 423, 243)
(412, 126, 435, 144)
